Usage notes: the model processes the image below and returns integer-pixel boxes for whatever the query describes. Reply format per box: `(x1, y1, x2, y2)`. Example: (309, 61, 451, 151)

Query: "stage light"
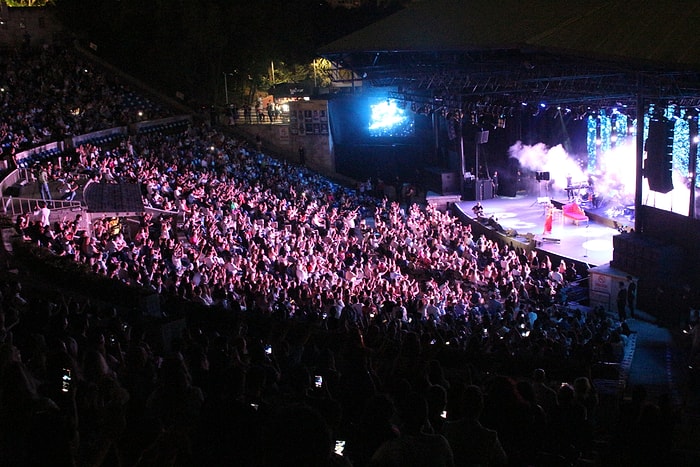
(540, 103, 546, 108)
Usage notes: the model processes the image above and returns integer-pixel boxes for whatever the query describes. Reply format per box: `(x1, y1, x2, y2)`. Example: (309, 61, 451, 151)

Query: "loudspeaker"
(476, 179, 494, 200)
(535, 171, 550, 181)
(645, 118, 674, 193)
(423, 168, 460, 195)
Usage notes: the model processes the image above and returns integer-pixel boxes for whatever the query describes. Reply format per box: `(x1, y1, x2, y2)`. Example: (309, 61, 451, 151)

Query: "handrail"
(0, 196, 82, 218)
(144, 205, 184, 225)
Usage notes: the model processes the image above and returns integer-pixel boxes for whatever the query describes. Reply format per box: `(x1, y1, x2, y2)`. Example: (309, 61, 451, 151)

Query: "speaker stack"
(645, 117, 674, 193)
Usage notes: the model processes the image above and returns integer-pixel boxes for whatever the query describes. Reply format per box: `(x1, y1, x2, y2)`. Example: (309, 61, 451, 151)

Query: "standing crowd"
(0, 40, 675, 467)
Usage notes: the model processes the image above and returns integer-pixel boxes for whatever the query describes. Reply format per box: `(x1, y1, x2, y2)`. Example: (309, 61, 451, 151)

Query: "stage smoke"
(508, 140, 637, 208)
(508, 141, 586, 190)
(507, 137, 691, 214)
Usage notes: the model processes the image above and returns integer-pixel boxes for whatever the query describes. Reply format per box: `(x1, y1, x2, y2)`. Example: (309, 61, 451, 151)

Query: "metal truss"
(321, 49, 700, 114)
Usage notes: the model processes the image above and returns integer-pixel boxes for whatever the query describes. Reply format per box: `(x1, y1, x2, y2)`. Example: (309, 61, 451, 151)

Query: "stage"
(452, 189, 635, 268)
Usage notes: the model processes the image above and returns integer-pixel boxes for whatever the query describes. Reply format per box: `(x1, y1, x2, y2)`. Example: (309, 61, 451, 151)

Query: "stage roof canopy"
(318, 0, 700, 112)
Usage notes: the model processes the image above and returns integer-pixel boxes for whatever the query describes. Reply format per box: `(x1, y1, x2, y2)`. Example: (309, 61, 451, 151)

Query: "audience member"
(442, 384, 507, 466)
(0, 38, 650, 467)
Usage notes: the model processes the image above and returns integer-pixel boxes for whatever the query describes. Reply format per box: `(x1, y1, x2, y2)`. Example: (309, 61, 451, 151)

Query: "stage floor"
(454, 192, 635, 267)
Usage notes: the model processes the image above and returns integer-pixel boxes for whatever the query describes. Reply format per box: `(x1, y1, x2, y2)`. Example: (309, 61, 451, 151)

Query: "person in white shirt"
(33, 201, 51, 228)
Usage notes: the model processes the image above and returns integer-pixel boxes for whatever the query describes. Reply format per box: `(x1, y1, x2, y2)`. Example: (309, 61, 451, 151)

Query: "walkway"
(620, 309, 700, 465)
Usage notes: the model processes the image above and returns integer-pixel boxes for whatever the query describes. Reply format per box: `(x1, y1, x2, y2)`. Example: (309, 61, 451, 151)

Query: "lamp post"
(223, 72, 229, 105)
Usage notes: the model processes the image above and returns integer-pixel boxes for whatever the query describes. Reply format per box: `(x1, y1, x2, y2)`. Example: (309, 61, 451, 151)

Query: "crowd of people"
(0, 40, 677, 467)
(0, 35, 171, 163)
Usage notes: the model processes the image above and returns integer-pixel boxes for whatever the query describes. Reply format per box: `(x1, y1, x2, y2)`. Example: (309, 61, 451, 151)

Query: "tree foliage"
(5, 0, 56, 6)
(53, 0, 400, 105)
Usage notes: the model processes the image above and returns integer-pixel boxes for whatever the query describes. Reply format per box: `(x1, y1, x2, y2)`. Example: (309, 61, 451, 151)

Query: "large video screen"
(368, 98, 415, 138)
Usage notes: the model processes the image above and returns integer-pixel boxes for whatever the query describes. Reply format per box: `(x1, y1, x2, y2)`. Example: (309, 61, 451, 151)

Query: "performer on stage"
(543, 202, 553, 235)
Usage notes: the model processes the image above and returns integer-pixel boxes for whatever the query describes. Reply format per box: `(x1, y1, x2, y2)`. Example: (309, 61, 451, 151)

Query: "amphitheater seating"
(16, 147, 63, 168)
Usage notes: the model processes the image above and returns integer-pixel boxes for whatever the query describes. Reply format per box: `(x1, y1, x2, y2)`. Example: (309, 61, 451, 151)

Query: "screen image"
(368, 98, 414, 138)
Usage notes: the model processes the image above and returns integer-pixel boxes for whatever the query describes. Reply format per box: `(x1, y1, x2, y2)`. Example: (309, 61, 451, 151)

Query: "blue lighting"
(614, 113, 628, 145)
(599, 109, 611, 154)
(673, 110, 690, 177)
(587, 115, 597, 172)
(368, 99, 414, 137)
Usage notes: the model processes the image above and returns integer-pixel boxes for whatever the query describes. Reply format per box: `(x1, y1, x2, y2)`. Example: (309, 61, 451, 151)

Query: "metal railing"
(1, 196, 82, 218)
